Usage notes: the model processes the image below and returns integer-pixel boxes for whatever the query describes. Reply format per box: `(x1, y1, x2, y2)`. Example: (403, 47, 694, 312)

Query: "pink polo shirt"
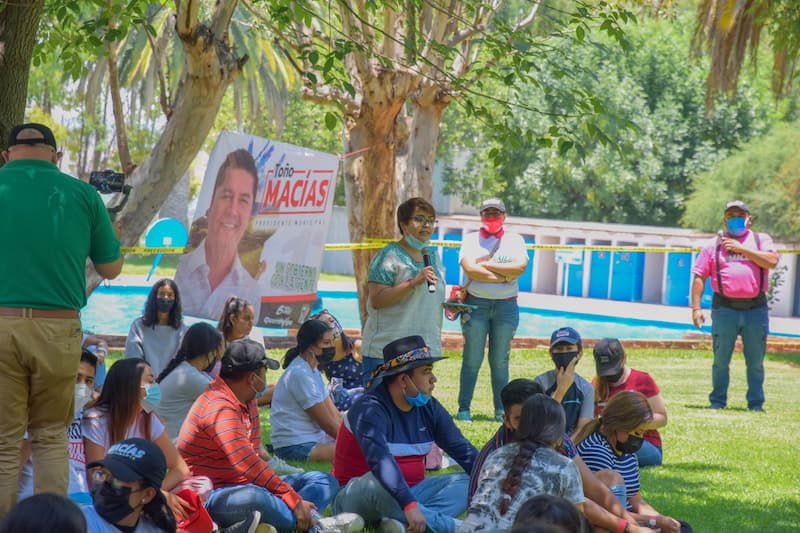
(692, 230, 778, 298)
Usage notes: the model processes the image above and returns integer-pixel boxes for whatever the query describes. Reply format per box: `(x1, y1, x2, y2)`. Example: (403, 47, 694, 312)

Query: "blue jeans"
(273, 442, 316, 461)
(333, 472, 469, 533)
(458, 295, 519, 414)
(635, 440, 663, 467)
(205, 472, 338, 531)
(362, 357, 384, 389)
(709, 305, 768, 409)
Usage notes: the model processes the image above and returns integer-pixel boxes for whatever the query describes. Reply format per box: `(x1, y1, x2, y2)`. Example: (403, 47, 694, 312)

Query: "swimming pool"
(82, 285, 715, 339)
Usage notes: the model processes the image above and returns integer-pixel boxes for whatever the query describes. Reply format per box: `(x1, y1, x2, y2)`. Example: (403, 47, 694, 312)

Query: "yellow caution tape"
(122, 242, 800, 254)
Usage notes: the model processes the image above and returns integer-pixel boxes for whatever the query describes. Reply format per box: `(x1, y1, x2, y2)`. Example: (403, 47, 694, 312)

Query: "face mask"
(481, 217, 504, 235)
(606, 369, 625, 384)
(155, 298, 174, 313)
(405, 391, 431, 407)
(252, 373, 268, 399)
(92, 481, 137, 524)
(203, 358, 217, 374)
(616, 434, 644, 455)
(552, 351, 579, 371)
(141, 383, 161, 412)
(317, 346, 336, 367)
(726, 217, 747, 237)
(404, 233, 429, 251)
(74, 383, 93, 417)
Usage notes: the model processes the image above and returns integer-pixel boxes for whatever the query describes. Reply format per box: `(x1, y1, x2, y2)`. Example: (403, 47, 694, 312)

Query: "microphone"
(421, 247, 436, 293)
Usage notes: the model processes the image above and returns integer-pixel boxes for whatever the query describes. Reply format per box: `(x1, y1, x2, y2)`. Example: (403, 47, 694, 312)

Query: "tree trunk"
(158, 171, 190, 228)
(0, 0, 45, 158)
(107, 40, 133, 169)
(407, 87, 449, 201)
(86, 1, 246, 294)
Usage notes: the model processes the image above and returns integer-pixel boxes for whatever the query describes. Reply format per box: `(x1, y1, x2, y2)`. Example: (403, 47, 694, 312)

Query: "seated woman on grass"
(270, 319, 342, 462)
(310, 309, 364, 411)
(575, 391, 685, 533)
(82, 358, 193, 520)
(461, 394, 585, 532)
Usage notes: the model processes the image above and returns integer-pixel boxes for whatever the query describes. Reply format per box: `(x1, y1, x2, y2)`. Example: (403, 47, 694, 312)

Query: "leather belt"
(0, 306, 80, 319)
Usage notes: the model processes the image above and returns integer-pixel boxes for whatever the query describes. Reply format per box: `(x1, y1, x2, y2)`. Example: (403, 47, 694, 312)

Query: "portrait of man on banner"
(175, 132, 337, 327)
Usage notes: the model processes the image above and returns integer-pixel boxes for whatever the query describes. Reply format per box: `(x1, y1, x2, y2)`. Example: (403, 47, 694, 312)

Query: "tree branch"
(144, 24, 171, 118)
(300, 85, 358, 114)
(210, 0, 239, 45)
(176, 0, 198, 39)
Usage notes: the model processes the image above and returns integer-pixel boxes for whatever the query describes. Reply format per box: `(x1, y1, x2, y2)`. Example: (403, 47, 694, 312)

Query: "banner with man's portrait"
(174, 131, 338, 328)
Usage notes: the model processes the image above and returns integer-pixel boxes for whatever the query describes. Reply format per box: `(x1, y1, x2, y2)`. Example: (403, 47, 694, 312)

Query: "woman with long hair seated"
(82, 358, 192, 519)
(310, 309, 364, 411)
(125, 278, 189, 376)
(270, 319, 343, 462)
(83, 438, 177, 532)
(575, 391, 684, 533)
(460, 394, 585, 532)
(156, 322, 224, 440)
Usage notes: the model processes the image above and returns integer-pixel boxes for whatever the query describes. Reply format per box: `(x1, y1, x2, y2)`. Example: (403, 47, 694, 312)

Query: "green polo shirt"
(0, 159, 120, 309)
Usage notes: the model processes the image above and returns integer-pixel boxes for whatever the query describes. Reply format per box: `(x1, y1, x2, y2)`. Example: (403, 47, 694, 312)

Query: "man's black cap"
(7, 123, 57, 150)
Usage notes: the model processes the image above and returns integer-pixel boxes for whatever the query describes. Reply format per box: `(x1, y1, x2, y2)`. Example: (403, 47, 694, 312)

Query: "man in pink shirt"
(690, 200, 779, 411)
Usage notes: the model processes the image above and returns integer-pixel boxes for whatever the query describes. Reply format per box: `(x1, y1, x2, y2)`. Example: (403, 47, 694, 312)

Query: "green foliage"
(439, 8, 786, 225)
(682, 121, 800, 240)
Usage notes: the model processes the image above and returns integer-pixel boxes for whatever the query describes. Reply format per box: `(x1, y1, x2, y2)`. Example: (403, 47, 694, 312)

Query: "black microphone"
(421, 247, 436, 293)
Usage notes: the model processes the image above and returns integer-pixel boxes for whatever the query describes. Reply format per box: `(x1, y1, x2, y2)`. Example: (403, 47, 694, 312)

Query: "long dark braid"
(157, 322, 222, 383)
(498, 394, 566, 516)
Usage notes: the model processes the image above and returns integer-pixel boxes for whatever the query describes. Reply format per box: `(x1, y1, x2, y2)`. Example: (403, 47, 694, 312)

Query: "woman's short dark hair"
(396, 197, 435, 235)
(282, 319, 332, 369)
(510, 494, 589, 533)
(0, 493, 86, 533)
(142, 278, 183, 329)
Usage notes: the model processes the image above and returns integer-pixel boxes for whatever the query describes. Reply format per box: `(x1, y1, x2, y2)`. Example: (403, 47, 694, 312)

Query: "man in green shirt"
(0, 123, 123, 517)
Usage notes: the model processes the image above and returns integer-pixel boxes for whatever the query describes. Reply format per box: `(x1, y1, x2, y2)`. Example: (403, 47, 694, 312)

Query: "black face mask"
(606, 369, 625, 384)
(203, 358, 217, 373)
(616, 434, 644, 455)
(317, 347, 336, 367)
(552, 351, 579, 371)
(155, 298, 174, 313)
(91, 481, 137, 524)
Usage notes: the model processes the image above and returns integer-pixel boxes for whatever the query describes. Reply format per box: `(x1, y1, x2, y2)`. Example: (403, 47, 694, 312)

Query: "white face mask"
(74, 383, 93, 417)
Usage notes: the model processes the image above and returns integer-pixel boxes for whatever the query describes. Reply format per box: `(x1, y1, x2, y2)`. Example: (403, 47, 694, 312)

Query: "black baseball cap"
(724, 200, 749, 213)
(549, 326, 582, 351)
(221, 339, 280, 376)
(593, 338, 626, 377)
(7, 123, 57, 150)
(88, 438, 167, 490)
(480, 197, 506, 214)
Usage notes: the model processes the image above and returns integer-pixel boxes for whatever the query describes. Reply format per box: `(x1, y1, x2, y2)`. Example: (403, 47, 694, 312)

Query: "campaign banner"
(174, 131, 338, 328)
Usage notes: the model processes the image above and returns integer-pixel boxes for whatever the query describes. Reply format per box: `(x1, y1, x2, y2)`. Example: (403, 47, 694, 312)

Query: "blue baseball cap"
(549, 327, 582, 351)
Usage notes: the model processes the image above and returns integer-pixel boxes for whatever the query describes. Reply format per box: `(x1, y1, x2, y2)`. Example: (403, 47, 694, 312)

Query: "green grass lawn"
(110, 346, 800, 531)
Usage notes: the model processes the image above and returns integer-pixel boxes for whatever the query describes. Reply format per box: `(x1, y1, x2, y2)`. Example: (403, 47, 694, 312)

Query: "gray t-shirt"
(460, 444, 584, 533)
(270, 357, 330, 448)
(156, 361, 212, 440)
(534, 370, 595, 435)
(361, 242, 444, 360)
(124, 317, 188, 377)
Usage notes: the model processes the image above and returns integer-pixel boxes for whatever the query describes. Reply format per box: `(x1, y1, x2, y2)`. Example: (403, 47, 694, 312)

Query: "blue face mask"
(404, 233, 429, 251)
(726, 217, 747, 237)
(252, 373, 268, 399)
(404, 391, 431, 407)
(141, 383, 161, 412)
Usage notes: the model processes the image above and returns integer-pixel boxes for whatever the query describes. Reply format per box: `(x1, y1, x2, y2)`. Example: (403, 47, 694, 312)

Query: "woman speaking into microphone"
(360, 197, 445, 388)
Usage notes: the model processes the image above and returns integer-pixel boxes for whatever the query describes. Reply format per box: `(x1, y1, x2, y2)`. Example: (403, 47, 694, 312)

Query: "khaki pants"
(0, 316, 82, 517)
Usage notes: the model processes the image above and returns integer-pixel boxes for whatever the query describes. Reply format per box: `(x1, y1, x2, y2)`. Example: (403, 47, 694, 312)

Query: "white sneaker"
(316, 512, 365, 533)
(220, 510, 263, 533)
(378, 517, 407, 533)
(268, 455, 305, 475)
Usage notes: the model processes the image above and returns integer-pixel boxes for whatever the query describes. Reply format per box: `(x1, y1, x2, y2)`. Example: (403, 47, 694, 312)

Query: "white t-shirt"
(270, 357, 329, 448)
(82, 408, 166, 449)
(156, 361, 212, 440)
(459, 231, 528, 299)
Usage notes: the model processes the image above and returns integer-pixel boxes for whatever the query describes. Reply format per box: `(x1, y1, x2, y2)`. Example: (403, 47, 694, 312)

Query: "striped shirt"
(177, 377, 301, 510)
(576, 430, 639, 509)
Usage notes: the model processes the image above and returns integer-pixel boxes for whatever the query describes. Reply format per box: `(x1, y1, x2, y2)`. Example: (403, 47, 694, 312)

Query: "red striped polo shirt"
(178, 376, 301, 510)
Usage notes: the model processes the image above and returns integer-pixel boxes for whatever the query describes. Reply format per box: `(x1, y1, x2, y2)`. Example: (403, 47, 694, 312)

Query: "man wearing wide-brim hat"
(332, 335, 478, 533)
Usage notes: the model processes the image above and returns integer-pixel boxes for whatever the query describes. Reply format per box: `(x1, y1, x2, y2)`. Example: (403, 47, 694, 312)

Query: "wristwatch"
(648, 516, 658, 528)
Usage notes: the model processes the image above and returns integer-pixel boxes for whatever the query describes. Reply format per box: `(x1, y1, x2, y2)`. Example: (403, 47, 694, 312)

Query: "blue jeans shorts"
(273, 441, 316, 461)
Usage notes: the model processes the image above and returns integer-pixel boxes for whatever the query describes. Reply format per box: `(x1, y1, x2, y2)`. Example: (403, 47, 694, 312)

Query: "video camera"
(89, 170, 133, 219)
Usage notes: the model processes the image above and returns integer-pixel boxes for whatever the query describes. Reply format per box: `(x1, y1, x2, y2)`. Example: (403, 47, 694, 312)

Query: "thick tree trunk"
(0, 0, 45, 158)
(407, 87, 449, 201)
(86, 1, 245, 293)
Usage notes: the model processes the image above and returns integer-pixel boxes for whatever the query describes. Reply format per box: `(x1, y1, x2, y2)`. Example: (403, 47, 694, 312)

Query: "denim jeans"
(205, 471, 338, 531)
(273, 442, 316, 461)
(709, 305, 768, 409)
(333, 472, 469, 533)
(635, 440, 663, 467)
(458, 295, 519, 414)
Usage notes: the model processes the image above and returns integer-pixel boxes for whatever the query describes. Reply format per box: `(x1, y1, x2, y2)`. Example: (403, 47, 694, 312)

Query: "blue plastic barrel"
(610, 250, 644, 301)
(560, 253, 584, 297)
(442, 232, 462, 285)
(589, 250, 611, 299)
(664, 252, 692, 306)
(518, 238, 535, 292)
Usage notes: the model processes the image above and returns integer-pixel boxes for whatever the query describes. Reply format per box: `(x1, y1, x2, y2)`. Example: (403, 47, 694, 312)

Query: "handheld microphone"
(421, 247, 436, 293)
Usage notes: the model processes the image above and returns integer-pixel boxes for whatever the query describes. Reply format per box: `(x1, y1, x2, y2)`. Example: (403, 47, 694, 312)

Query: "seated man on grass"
(534, 327, 595, 438)
(469, 378, 657, 533)
(332, 335, 478, 533)
(178, 339, 363, 533)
